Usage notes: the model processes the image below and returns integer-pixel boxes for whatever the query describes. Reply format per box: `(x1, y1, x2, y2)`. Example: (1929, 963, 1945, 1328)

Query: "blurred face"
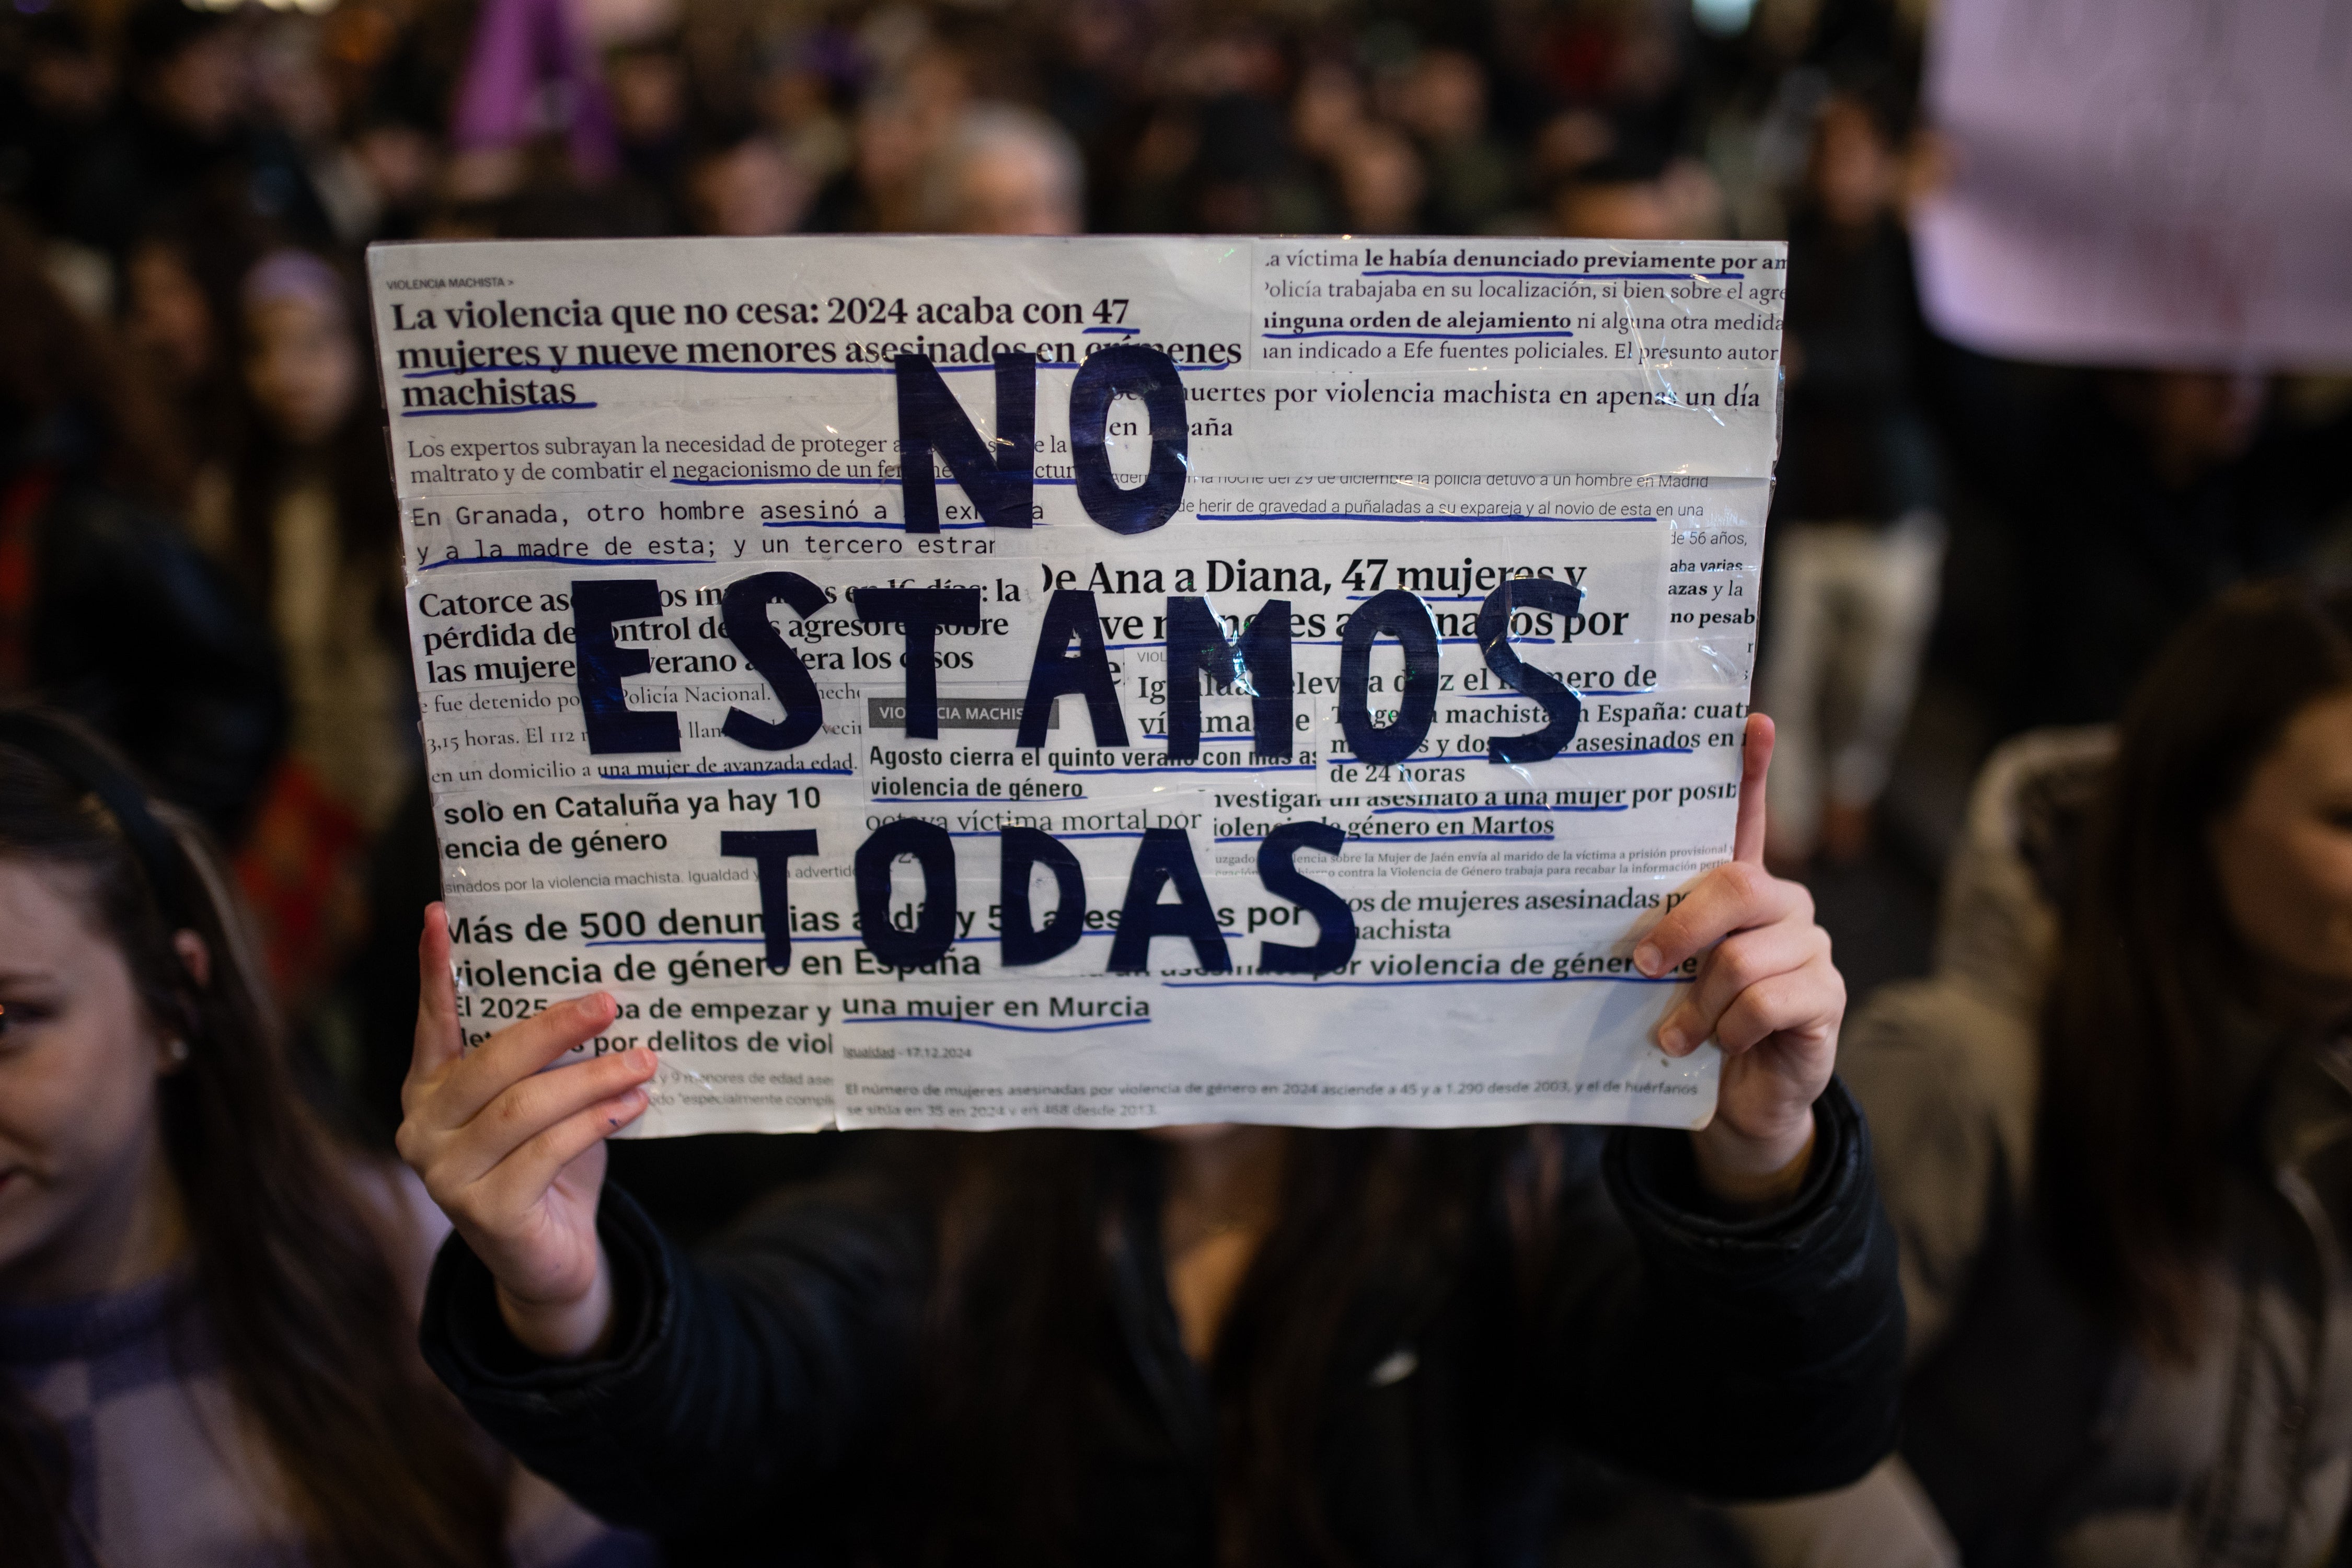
(2213, 688, 2352, 1014)
(0, 863, 180, 1304)
(1292, 62, 1365, 160)
(1812, 100, 1895, 229)
(125, 243, 216, 387)
(1404, 51, 1486, 144)
(953, 143, 1080, 236)
(253, 20, 335, 141)
(29, 43, 112, 121)
(1336, 131, 1424, 234)
(761, 68, 831, 133)
(2131, 371, 2265, 487)
(691, 140, 814, 237)
(246, 292, 359, 446)
(1556, 180, 1676, 240)
(1534, 108, 1615, 183)
(1555, 160, 1722, 241)
(1610, 24, 1681, 101)
(609, 51, 687, 142)
(151, 30, 246, 140)
(354, 123, 437, 211)
(856, 96, 929, 202)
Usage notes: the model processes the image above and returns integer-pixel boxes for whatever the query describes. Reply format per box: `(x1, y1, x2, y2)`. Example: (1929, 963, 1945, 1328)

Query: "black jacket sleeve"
(420, 1177, 927, 1541)
(1548, 1077, 1906, 1500)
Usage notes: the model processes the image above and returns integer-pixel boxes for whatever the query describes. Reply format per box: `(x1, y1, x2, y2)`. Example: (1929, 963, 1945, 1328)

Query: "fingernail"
(1634, 943, 1662, 977)
(1657, 1024, 1687, 1056)
(630, 1048, 657, 1073)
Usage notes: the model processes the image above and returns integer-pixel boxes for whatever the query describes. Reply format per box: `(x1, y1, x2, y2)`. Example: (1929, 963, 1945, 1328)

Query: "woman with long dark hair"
(221, 245, 419, 1006)
(1836, 580, 2352, 1564)
(0, 711, 645, 1566)
(401, 716, 1907, 1564)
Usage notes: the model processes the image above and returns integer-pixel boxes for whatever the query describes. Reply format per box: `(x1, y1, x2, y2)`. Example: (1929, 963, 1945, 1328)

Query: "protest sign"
(367, 235, 1784, 1135)
(1915, 0, 2352, 368)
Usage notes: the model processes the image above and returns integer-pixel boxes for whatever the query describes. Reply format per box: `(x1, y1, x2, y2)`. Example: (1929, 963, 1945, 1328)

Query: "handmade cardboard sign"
(367, 235, 1784, 1134)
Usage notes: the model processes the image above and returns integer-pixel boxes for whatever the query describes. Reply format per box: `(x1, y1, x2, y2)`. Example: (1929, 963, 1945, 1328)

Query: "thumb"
(1732, 712, 1775, 866)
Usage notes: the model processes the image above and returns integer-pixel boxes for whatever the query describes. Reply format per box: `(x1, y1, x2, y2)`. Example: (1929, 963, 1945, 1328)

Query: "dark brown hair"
(0, 717, 505, 1567)
(2037, 579, 2352, 1358)
(914, 1125, 1555, 1566)
(0, 209, 191, 509)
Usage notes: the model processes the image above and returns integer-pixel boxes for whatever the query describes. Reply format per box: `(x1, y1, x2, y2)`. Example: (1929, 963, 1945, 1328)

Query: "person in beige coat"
(1807, 579, 2352, 1568)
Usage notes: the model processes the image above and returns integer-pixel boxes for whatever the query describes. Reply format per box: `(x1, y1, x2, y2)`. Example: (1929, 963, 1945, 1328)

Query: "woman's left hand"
(1633, 714, 1844, 1212)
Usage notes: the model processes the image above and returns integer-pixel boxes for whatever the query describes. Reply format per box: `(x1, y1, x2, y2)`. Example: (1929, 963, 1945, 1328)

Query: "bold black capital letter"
(1163, 596, 1294, 759)
(854, 586, 982, 739)
(1338, 589, 1439, 766)
(1106, 828, 1229, 974)
(1477, 578, 1584, 764)
(856, 819, 958, 969)
(1000, 827, 1085, 966)
(573, 578, 678, 754)
(720, 572, 827, 751)
(1017, 589, 1127, 748)
(719, 829, 820, 971)
(894, 351, 1035, 533)
(1069, 345, 1186, 536)
(1256, 822, 1355, 974)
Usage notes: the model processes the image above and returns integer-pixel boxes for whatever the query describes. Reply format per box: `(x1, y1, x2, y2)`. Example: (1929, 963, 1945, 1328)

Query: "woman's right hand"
(396, 903, 657, 1359)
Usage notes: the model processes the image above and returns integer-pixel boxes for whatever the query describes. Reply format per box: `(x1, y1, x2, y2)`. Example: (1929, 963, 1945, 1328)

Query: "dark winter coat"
(421, 1088, 1904, 1567)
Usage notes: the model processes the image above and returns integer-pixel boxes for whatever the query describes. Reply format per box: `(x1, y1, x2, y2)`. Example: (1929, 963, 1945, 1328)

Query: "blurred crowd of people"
(3, 0, 1911, 257)
(6, 4, 2352, 1566)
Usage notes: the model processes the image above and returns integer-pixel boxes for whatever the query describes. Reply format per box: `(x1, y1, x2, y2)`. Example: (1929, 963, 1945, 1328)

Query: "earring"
(166, 1038, 190, 1064)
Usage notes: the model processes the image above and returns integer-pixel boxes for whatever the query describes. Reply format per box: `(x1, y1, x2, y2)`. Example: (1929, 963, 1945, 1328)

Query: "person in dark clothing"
(1772, 100, 1938, 534)
(1757, 88, 1944, 868)
(0, 212, 282, 842)
(398, 718, 1906, 1565)
(119, 196, 274, 526)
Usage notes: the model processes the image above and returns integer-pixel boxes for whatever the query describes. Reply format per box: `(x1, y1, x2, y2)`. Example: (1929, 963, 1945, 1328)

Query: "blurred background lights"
(1692, 0, 1759, 37)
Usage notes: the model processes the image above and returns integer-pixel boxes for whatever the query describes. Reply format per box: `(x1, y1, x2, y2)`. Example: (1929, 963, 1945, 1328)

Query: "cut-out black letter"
(573, 578, 678, 754)
(1106, 828, 1229, 974)
(855, 819, 958, 970)
(1000, 827, 1085, 966)
(719, 829, 820, 971)
(720, 572, 827, 751)
(1338, 589, 1439, 766)
(1477, 578, 1585, 764)
(854, 586, 983, 739)
(1069, 345, 1187, 536)
(1017, 589, 1127, 748)
(1256, 822, 1355, 974)
(893, 351, 1035, 534)
(1163, 597, 1294, 760)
